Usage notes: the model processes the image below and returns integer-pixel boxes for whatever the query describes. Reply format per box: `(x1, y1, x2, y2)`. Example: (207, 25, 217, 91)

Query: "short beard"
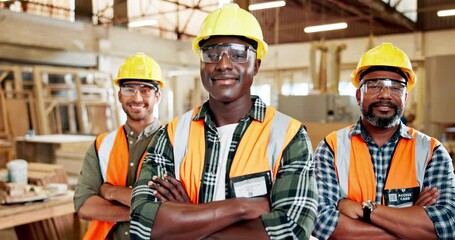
(362, 101, 402, 128)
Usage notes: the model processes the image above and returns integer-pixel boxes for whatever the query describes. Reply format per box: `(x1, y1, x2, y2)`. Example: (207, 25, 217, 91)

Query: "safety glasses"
(200, 43, 256, 63)
(359, 78, 407, 96)
(120, 83, 157, 97)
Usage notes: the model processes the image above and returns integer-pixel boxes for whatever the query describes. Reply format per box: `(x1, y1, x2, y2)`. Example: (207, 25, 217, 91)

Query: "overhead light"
(248, 1, 286, 11)
(128, 18, 157, 28)
(304, 22, 348, 33)
(437, 9, 455, 17)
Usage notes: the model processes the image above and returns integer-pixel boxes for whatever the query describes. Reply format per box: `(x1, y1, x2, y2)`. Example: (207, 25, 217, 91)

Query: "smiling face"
(357, 70, 408, 128)
(199, 36, 261, 104)
(118, 80, 161, 124)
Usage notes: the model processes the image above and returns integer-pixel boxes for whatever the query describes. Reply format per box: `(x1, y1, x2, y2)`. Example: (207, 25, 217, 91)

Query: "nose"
(377, 86, 392, 99)
(131, 90, 144, 100)
(216, 51, 233, 70)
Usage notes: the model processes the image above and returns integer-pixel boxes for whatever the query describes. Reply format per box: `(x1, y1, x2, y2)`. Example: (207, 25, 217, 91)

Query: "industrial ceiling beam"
(357, 0, 416, 31)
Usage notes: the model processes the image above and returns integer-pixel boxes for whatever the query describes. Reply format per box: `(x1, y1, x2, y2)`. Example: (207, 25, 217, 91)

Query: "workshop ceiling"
(2, 0, 455, 45)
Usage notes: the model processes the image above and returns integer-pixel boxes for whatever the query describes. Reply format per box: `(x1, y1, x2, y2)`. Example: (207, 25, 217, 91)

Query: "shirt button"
(130, 162, 134, 167)
(129, 185, 132, 188)
(129, 140, 133, 144)
(129, 131, 134, 136)
(124, 231, 128, 235)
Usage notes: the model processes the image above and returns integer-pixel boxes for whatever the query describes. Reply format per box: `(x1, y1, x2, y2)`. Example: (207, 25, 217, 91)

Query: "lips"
(212, 75, 238, 81)
(128, 103, 146, 110)
(371, 102, 396, 112)
(211, 75, 239, 86)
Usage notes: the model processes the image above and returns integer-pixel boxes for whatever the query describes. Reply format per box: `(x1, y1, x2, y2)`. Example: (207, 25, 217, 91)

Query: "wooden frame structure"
(0, 64, 120, 138)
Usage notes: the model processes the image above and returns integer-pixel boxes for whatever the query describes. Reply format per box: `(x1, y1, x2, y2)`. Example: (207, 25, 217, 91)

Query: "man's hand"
(148, 174, 191, 203)
(415, 186, 439, 206)
(99, 182, 132, 207)
(99, 182, 115, 201)
(337, 198, 363, 219)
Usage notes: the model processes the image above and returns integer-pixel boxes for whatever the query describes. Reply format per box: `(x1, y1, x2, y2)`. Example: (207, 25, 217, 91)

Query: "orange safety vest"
(326, 126, 439, 204)
(83, 126, 146, 240)
(167, 106, 303, 203)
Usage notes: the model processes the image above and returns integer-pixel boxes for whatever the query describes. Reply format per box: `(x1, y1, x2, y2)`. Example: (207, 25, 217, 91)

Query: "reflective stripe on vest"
(170, 106, 301, 203)
(85, 126, 147, 240)
(98, 129, 118, 182)
(327, 126, 439, 202)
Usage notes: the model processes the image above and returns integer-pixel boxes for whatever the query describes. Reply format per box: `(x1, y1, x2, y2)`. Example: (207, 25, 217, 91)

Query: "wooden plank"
(0, 191, 74, 230)
(33, 67, 49, 135)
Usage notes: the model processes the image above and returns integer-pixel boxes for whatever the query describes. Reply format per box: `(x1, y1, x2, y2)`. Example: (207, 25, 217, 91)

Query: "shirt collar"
(193, 95, 267, 122)
(124, 117, 161, 139)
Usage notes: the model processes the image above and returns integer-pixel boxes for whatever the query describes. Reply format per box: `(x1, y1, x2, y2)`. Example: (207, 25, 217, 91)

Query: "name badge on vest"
(384, 186, 420, 207)
(229, 171, 272, 198)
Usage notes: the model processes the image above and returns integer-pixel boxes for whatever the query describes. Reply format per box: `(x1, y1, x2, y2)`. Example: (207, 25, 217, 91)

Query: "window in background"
(251, 84, 271, 105)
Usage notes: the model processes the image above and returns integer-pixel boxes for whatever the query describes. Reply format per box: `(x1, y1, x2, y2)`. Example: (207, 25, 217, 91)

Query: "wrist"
(100, 183, 114, 200)
(362, 200, 377, 223)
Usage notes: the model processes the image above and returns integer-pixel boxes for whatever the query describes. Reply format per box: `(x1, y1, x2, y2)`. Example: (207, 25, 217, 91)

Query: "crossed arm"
(75, 144, 132, 222)
(148, 175, 270, 239)
(312, 141, 455, 240)
(332, 187, 439, 240)
(78, 183, 132, 222)
(130, 126, 318, 240)
(132, 173, 270, 240)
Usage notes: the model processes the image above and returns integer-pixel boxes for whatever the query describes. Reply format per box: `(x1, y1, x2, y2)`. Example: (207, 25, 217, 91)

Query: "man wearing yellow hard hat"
(74, 52, 165, 240)
(312, 43, 455, 240)
(131, 3, 318, 240)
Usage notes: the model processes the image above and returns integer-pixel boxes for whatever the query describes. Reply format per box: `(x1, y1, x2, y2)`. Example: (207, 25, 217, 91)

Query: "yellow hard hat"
(192, 3, 268, 60)
(351, 43, 415, 91)
(114, 52, 164, 88)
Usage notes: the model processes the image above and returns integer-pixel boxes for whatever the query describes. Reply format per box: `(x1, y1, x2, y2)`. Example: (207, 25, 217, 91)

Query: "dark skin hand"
(334, 187, 439, 240)
(148, 174, 191, 203)
(149, 175, 270, 239)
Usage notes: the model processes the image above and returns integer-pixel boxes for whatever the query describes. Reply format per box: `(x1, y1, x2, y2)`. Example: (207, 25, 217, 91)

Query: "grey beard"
(362, 102, 402, 128)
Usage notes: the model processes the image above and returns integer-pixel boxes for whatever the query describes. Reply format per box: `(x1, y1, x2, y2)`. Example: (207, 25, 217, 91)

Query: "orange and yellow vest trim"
(83, 126, 146, 240)
(166, 106, 303, 203)
(325, 126, 440, 204)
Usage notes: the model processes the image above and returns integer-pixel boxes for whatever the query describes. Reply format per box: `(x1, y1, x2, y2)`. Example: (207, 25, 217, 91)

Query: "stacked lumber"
(54, 138, 93, 188)
(13, 162, 80, 240)
(0, 182, 47, 204)
(27, 162, 68, 186)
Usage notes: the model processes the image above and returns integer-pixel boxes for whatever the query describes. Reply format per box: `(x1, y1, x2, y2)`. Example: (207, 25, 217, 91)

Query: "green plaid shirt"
(131, 96, 318, 239)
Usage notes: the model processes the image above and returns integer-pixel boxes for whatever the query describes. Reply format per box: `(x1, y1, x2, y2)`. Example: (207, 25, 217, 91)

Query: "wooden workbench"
(0, 191, 74, 230)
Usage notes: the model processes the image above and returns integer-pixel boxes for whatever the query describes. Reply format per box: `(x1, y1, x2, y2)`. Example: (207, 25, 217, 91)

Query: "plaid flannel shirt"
(130, 96, 318, 240)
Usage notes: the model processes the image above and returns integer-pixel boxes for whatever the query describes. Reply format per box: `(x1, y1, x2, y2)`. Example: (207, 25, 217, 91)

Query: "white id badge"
(229, 171, 272, 198)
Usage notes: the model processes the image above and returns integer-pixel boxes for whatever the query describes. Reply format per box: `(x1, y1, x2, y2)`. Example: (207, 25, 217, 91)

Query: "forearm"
(205, 218, 268, 240)
(78, 195, 130, 222)
(330, 214, 398, 240)
(151, 198, 269, 240)
(371, 205, 437, 240)
(100, 183, 132, 207)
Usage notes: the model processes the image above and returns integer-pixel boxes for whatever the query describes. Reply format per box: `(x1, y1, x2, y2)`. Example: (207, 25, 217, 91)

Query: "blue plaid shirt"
(312, 120, 455, 240)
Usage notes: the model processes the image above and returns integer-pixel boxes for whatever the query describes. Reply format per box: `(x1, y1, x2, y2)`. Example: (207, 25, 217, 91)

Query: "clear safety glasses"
(120, 83, 157, 97)
(359, 78, 407, 96)
(200, 43, 257, 63)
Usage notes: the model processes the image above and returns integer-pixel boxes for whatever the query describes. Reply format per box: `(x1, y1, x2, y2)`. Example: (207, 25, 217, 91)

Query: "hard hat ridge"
(351, 43, 416, 91)
(114, 52, 165, 88)
(192, 3, 268, 60)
